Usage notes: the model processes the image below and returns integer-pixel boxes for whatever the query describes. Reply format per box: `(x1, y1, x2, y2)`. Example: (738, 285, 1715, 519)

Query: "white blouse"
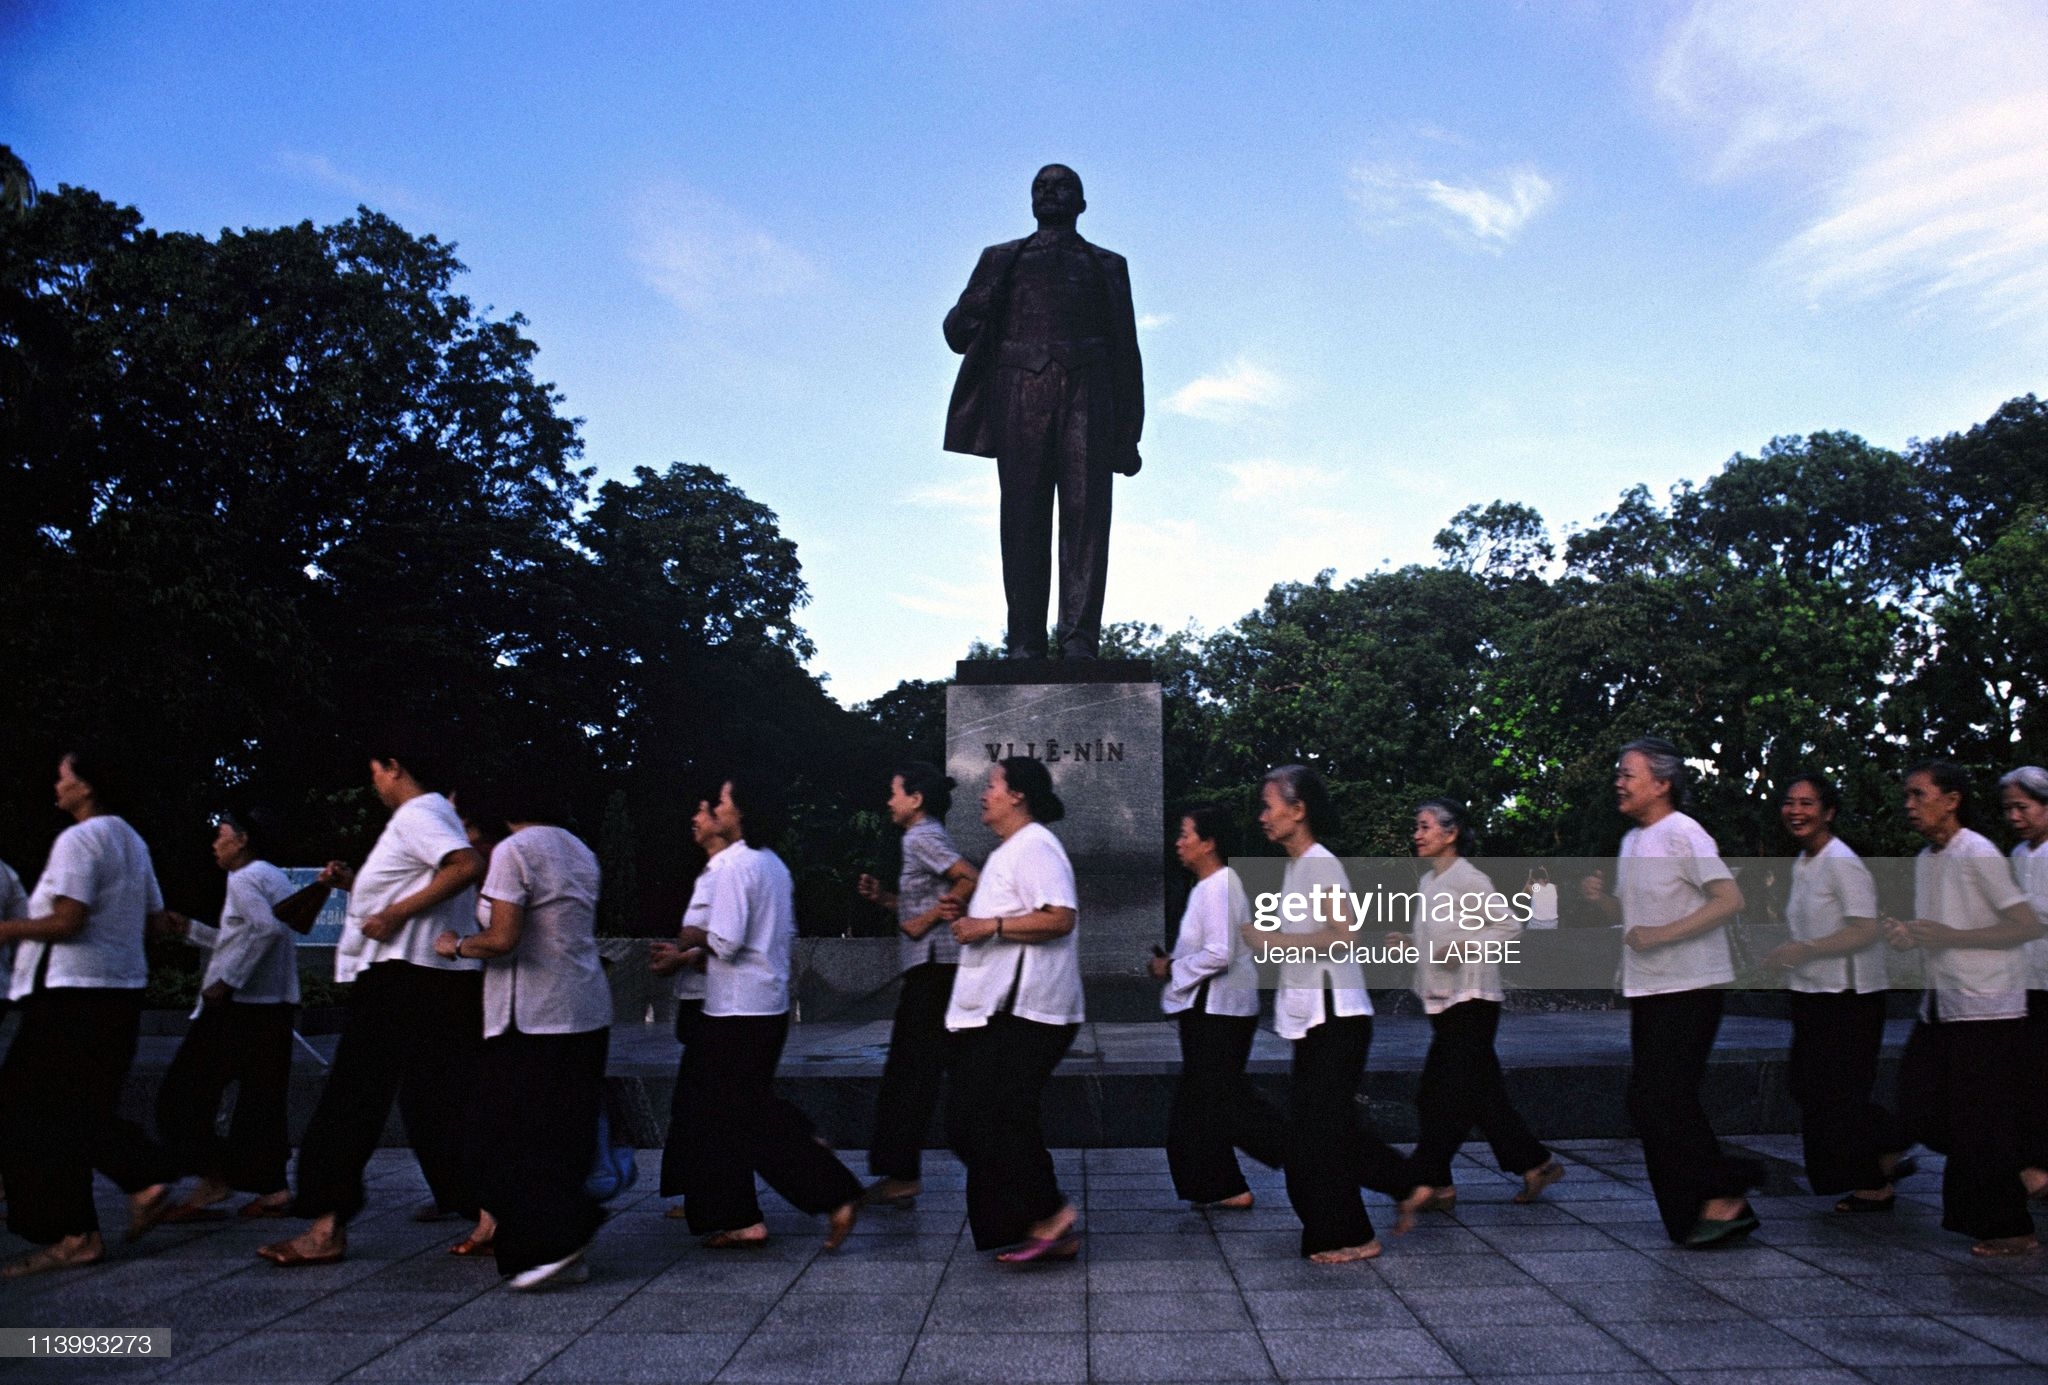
(1270, 844, 1371, 1042)
(1783, 838, 1886, 995)
(2011, 839, 2048, 990)
(1411, 856, 1518, 1015)
(1162, 867, 1258, 1017)
(1916, 828, 2030, 1022)
(945, 822, 1083, 1030)
(1616, 812, 1736, 998)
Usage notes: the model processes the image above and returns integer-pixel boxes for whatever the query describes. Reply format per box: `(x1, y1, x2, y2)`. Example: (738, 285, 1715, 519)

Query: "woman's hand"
(951, 916, 999, 946)
(318, 860, 356, 891)
(1146, 954, 1171, 980)
(1901, 918, 1962, 951)
(1764, 940, 1815, 971)
(1623, 924, 1670, 952)
(432, 930, 462, 961)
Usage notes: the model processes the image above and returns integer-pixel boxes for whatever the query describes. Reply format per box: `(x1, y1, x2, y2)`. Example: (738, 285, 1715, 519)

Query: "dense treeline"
(0, 164, 900, 930)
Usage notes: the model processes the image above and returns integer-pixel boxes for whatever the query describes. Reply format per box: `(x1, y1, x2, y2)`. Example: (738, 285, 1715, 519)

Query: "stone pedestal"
(945, 660, 1165, 999)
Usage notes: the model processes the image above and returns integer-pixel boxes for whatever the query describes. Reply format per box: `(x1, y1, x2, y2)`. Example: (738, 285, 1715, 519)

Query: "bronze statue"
(944, 165, 1144, 660)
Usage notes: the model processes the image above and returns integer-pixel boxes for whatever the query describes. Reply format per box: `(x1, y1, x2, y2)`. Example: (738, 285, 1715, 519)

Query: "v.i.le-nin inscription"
(982, 739, 1124, 764)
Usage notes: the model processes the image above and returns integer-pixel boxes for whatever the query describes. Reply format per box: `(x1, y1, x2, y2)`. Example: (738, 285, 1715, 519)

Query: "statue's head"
(1032, 165, 1085, 226)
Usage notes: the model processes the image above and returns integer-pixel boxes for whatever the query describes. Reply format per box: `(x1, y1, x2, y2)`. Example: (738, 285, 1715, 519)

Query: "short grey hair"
(2001, 765, 2048, 805)
(1618, 736, 1688, 805)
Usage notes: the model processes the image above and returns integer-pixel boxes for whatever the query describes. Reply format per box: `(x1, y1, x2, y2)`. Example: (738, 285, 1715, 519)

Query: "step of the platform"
(31, 1011, 1911, 1151)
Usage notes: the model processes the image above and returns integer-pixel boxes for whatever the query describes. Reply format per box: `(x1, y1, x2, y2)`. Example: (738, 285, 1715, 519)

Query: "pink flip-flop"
(995, 1232, 1080, 1265)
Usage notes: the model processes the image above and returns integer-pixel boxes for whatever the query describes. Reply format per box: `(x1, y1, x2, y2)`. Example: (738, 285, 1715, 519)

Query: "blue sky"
(7, 0, 2045, 702)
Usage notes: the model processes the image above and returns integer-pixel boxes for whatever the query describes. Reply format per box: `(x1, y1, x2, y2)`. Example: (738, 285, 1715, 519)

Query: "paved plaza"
(1, 1138, 2044, 1384)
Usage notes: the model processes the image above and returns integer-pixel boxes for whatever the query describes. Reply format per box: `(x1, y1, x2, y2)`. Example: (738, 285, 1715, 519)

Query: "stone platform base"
(45, 1010, 1911, 1154)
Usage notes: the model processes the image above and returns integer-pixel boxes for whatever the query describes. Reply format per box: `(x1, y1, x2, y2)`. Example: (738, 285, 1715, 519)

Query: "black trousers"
(1786, 989, 1904, 1196)
(1899, 1010, 2033, 1241)
(659, 999, 704, 1198)
(679, 1012, 860, 1236)
(291, 961, 482, 1224)
(996, 359, 1115, 657)
(1411, 999, 1550, 1189)
(0, 988, 173, 1245)
(869, 962, 957, 1181)
(2024, 991, 2048, 1172)
(948, 1012, 1079, 1249)
(476, 1026, 607, 1276)
(1166, 1009, 1286, 1204)
(1626, 989, 1762, 1242)
(156, 1000, 296, 1195)
(1284, 1013, 1419, 1258)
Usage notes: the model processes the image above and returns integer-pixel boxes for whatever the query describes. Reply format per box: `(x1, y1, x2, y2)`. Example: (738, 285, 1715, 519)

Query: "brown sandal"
(448, 1234, 497, 1257)
(1515, 1161, 1566, 1204)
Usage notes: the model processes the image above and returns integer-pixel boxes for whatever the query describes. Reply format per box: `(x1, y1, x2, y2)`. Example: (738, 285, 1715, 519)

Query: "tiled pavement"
(1, 1137, 2044, 1383)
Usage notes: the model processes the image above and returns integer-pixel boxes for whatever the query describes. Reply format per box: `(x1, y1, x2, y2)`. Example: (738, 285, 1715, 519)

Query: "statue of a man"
(944, 164, 1144, 660)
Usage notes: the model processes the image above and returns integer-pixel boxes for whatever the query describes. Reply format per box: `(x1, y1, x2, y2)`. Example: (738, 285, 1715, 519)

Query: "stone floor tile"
(589, 1290, 776, 1334)
(527, 1330, 745, 1383)
(712, 1329, 916, 1383)
(159, 1329, 408, 1383)
(1544, 1279, 1747, 1323)
(1428, 1321, 1648, 1376)
(1600, 1318, 1834, 1371)
(1243, 1288, 1421, 1330)
(1091, 1290, 1253, 1332)
(343, 1330, 578, 1381)
(1091, 1329, 1276, 1382)
(900, 1331, 1089, 1383)
(1257, 1327, 1460, 1379)
(920, 1288, 1085, 1334)
(761, 1288, 934, 1333)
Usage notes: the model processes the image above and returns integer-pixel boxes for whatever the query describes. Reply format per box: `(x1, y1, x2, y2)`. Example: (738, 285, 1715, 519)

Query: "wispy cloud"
(1350, 162, 1555, 249)
(629, 183, 816, 312)
(1655, 0, 2048, 328)
(1166, 357, 1293, 422)
(1137, 311, 1174, 332)
(1220, 457, 1339, 503)
(906, 473, 999, 516)
(277, 150, 433, 217)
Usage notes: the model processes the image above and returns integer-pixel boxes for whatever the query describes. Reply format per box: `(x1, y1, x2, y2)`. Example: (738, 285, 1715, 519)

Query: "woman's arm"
(437, 897, 524, 961)
(360, 848, 486, 942)
(0, 895, 87, 944)
(1625, 877, 1744, 951)
(953, 904, 1073, 945)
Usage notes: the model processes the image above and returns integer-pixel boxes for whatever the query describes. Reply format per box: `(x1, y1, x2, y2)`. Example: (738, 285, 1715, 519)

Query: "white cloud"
(1137, 312, 1174, 332)
(1655, 0, 2048, 328)
(905, 473, 999, 516)
(1220, 457, 1339, 503)
(1351, 162, 1555, 249)
(1166, 357, 1293, 421)
(277, 150, 432, 216)
(629, 183, 816, 312)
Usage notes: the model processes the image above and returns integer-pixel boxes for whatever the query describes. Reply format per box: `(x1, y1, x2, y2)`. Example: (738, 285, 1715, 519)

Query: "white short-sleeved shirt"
(185, 860, 300, 1005)
(674, 846, 734, 1003)
(2011, 840, 2048, 990)
(0, 860, 26, 988)
(946, 821, 1083, 1030)
(1413, 857, 1518, 1015)
(1916, 828, 2030, 1022)
(10, 816, 161, 998)
(898, 819, 966, 969)
(1616, 811, 1736, 998)
(335, 792, 479, 983)
(701, 842, 796, 1018)
(1527, 881, 1559, 928)
(1162, 867, 1258, 1017)
(479, 825, 611, 1037)
(1784, 838, 1886, 995)
(1271, 844, 1372, 1041)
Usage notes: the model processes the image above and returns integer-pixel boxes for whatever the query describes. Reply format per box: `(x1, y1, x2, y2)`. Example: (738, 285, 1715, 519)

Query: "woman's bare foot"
(1416, 1186, 1457, 1213)
(824, 1200, 859, 1250)
(1516, 1160, 1566, 1204)
(862, 1177, 921, 1208)
(1392, 1186, 1437, 1236)
(2022, 1167, 2048, 1200)
(704, 1222, 768, 1249)
(1024, 1202, 1078, 1244)
(1, 1232, 103, 1278)
(125, 1183, 175, 1242)
(258, 1214, 345, 1265)
(1309, 1239, 1381, 1264)
(1971, 1234, 2040, 1258)
(1700, 1196, 1748, 1221)
(1207, 1191, 1255, 1209)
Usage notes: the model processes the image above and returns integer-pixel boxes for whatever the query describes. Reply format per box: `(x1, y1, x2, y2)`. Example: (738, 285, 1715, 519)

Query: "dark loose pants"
(1626, 989, 1763, 1243)
(1167, 1009, 1286, 1204)
(2024, 991, 2048, 1172)
(948, 1012, 1079, 1250)
(1899, 1011, 2034, 1241)
(156, 1000, 296, 1195)
(995, 360, 1114, 657)
(1284, 1014, 1419, 1258)
(1410, 999, 1550, 1189)
(476, 1026, 607, 1277)
(1786, 989, 1904, 1196)
(679, 1012, 861, 1237)
(869, 962, 957, 1182)
(659, 999, 704, 1198)
(0, 987, 173, 1245)
(292, 961, 483, 1224)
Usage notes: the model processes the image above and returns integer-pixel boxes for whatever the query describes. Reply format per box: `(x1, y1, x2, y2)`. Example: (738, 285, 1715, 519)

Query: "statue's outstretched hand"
(1114, 447, 1142, 478)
